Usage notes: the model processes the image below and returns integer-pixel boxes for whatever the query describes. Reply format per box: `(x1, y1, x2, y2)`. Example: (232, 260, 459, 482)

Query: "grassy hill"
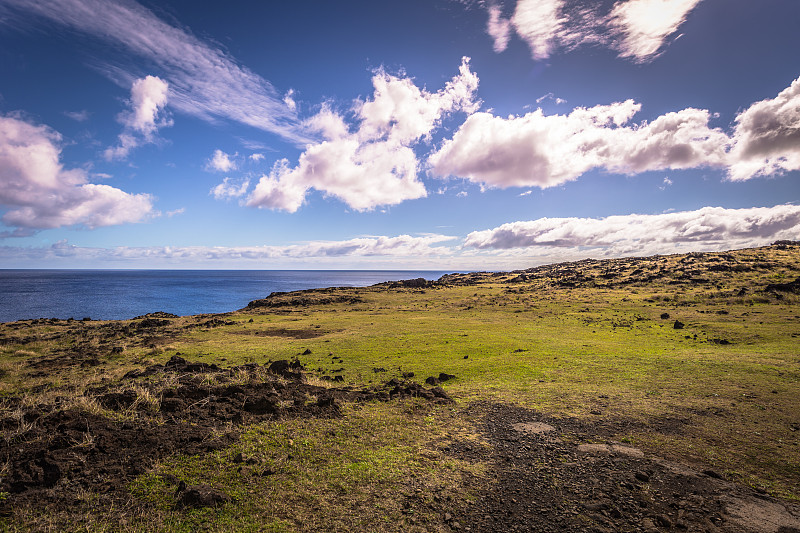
(1, 243, 799, 531)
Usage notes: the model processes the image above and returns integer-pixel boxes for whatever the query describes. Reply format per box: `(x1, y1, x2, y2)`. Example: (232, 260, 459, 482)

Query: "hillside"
(1, 243, 799, 532)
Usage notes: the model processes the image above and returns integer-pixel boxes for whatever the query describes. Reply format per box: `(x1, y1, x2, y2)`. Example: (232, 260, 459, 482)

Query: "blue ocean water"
(0, 270, 450, 323)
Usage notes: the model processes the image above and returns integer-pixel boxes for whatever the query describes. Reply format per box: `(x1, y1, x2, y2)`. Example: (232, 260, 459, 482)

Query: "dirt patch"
(230, 327, 330, 339)
(448, 403, 800, 532)
(0, 358, 452, 517)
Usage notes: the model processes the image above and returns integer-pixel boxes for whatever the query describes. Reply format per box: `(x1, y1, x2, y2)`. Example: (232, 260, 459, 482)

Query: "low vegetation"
(1, 243, 798, 531)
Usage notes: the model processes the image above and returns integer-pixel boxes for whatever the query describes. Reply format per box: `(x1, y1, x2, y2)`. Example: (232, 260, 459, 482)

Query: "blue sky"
(0, 0, 798, 269)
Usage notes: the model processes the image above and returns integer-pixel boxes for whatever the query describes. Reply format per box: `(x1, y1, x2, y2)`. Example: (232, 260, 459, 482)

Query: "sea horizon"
(0, 269, 452, 323)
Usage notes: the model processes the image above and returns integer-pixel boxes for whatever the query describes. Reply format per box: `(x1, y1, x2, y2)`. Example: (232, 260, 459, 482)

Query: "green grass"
(1, 244, 799, 530)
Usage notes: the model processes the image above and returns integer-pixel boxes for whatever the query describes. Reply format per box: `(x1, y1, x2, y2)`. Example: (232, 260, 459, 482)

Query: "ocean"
(0, 270, 451, 323)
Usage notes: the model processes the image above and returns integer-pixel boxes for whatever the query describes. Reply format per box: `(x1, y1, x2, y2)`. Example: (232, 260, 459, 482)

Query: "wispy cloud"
(607, 0, 702, 62)
(0, 234, 458, 267)
(0, 0, 306, 144)
(63, 109, 90, 122)
(484, 0, 701, 63)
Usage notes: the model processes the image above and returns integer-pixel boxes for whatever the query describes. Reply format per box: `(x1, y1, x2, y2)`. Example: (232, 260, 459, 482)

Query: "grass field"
(1, 243, 798, 531)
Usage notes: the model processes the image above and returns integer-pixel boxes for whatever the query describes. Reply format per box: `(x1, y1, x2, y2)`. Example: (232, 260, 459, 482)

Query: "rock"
(425, 376, 440, 386)
(655, 514, 673, 528)
(673, 320, 685, 329)
(301, 348, 312, 355)
(765, 276, 800, 294)
(268, 359, 304, 380)
(635, 471, 650, 482)
(438, 373, 456, 382)
(660, 312, 670, 319)
(175, 483, 231, 509)
(430, 387, 453, 401)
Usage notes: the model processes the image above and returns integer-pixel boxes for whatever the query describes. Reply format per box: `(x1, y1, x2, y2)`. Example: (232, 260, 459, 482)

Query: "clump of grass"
(131, 384, 161, 413)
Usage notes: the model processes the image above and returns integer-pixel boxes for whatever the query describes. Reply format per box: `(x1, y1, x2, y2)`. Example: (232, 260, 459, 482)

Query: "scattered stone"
(673, 320, 685, 329)
(660, 313, 670, 319)
(175, 483, 231, 509)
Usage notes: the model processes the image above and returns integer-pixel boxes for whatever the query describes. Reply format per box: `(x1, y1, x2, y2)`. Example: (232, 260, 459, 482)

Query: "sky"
(0, 0, 798, 270)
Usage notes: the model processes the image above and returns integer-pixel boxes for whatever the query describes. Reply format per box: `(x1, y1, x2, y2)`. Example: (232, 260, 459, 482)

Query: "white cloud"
(0, 234, 457, 268)
(166, 207, 185, 217)
(207, 149, 237, 172)
(210, 177, 250, 200)
(464, 205, 800, 256)
(486, 4, 512, 53)
(535, 92, 567, 105)
(483, 0, 700, 62)
(64, 110, 90, 122)
(429, 100, 728, 188)
(728, 75, 800, 181)
(510, 0, 566, 60)
(248, 58, 479, 212)
(608, 0, 702, 62)
(283, 89, 297, 112)
(0, 114, 154, 233)
(249, 153, 265, 162)
(104, 75, 171, 160)
(1, 0, 305, 143)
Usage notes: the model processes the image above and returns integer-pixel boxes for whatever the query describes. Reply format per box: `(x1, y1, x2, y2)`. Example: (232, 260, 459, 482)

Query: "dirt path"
(450, 403, 800, 533)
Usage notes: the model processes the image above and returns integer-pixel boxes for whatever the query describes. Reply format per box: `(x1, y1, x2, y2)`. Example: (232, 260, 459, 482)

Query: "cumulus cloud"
(0, 114, 154, 233)
(0, 0, 305, 143)
(464, 205, 800, 256)
(210, 177, 250, 200)
(483, 0, 700, 62)
(248, 58, 479, 212)
(104, 75, 171, 160)
(249, 153, 264, 162)
(430, 99, 728, 188)
(608, 0, 702, 62)
(728, 75, 800, 181)
(207, 149, 237, 172)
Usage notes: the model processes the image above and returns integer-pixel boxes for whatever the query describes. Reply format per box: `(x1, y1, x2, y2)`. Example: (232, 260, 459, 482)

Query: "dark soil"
(0, 358, 451, 517)
(445, 404, 800, 533)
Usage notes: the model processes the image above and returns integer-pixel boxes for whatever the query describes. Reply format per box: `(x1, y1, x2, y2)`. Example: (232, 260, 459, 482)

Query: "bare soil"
(445, 403, 800, 533)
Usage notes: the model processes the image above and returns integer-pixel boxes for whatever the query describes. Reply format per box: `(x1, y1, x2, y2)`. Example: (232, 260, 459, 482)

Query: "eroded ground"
(1, 243, 799, 531)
